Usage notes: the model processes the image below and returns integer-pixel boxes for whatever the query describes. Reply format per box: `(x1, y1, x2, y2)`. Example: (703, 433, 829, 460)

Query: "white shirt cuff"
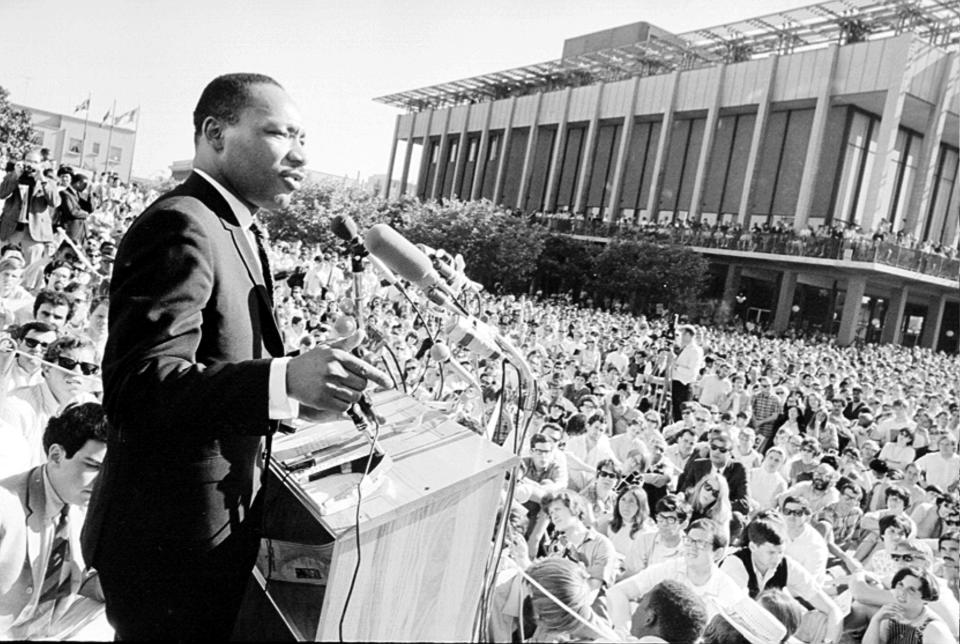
(269, 357, 300, 420)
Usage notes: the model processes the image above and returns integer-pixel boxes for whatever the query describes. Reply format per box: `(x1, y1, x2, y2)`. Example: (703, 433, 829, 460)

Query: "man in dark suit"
(54, 169, 92, 246)
(676, 431, 749, 515)
(0, 151, 58, 264)
(82, 73, 390, 640)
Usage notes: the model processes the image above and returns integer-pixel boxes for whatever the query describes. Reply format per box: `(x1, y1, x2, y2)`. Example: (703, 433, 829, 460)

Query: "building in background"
(13, 103, 137, 182)
(376, 0, 960, 351)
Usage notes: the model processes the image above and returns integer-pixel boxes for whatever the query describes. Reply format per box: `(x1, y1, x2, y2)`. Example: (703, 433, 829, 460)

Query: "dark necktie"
(39, 508, 72, 607)
(249, 221, 274, 306)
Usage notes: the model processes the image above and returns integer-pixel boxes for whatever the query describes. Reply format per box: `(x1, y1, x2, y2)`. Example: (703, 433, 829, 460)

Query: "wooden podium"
(235, 389, 517, 642)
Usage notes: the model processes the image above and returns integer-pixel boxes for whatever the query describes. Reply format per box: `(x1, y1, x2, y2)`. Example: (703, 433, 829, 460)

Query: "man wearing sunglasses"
(677, 431, 749, 515)
(1, 335, 98, 473)
(0, 322, 56, 393)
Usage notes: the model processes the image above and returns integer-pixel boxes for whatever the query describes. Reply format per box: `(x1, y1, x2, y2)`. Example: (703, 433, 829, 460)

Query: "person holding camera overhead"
(0, 150, 59, 264)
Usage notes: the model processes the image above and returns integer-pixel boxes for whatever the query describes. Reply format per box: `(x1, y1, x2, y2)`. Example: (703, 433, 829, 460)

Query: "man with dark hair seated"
(0, 402, 108, 639)
(630, 579, 709, 643)
(720, 511, 843, 643)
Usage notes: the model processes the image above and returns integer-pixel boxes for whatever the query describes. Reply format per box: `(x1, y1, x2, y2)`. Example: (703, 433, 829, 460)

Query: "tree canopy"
(0, 86, 37, 162)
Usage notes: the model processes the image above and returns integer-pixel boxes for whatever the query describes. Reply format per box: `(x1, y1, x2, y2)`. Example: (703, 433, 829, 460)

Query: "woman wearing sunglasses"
(581, 459, 622, 528)
(688, 474, 732, 541)
(863, 566, 954, 644)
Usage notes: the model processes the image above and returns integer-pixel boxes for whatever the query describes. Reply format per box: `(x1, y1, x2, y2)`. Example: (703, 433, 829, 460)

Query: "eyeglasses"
(842, 492, 862, 502)
(783, 508, 808, 517)
(22, 337, 50, 349)
(800, 447, 815, 454)
(709, 444, 729, 454)
(702, 483, 718, 495)
(695, 417, 709, 422)
(656, 514, 679, 525)
(56, 356, 100, 376)
(531, 448, 552, 455)
(683, 536, 712, 550)
(596, 470, 619, 480)
(890, 553, 917, 563)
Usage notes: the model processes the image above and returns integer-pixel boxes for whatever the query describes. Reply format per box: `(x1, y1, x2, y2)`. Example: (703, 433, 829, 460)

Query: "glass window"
(68, 138, 82, 155)
(108, 146, 122, 164)
(887, 129, 919, 233)
(92, 142, 101, 155)
(924, 145, 959, 243)
(831, 110, 879, 225)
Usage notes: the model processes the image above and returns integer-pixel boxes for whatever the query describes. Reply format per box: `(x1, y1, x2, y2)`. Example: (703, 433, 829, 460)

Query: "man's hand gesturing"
(285, 332, 391, 412)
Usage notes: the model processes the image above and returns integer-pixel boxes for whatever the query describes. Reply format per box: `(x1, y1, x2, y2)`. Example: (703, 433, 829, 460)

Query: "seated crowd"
(0, 150, 958, 642)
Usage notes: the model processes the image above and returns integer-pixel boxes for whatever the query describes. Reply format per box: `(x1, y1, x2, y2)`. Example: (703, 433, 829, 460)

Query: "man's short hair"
(746, 512, 788, 547)
(655, 493, 689, 523)
(885, 485, 911, 505)
(13, 320, 56, 341)
(43, 334, 95, 364)
(43, 259, 72, 278)
(879, 513, 912, 537)
(780, 496, 811, 514)
(193, 73, 283, 137)
(32, 289, 74, 318)
(530, 433, 554, 449)
(43, 402, 109, 458)
(633, 579, 708, 643)
(542, 489, 589, 522)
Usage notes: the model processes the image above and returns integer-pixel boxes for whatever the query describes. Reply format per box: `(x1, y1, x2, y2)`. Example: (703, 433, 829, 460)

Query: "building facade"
(376, 1, 959, 351)
(13, 104, 137, 182)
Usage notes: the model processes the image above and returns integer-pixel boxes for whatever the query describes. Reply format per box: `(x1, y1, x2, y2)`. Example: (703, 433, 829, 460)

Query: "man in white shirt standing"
(670, 326, 703, 422)
(917, 433, 960, 492)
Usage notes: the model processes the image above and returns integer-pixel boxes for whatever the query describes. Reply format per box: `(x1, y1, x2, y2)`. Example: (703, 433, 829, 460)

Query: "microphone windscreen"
(331, 214, 359, 242)
(414, 337, 434, 360)
(430, 343, 452, 363)
(365, 224, 435, 286)
(334, 315, 357, 337)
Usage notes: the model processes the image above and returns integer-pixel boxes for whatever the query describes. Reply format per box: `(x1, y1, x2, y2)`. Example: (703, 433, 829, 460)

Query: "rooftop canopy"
(374, 0, 960, 111)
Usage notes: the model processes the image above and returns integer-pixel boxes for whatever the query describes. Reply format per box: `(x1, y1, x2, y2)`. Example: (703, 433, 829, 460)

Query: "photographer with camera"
(0, 151, 59, 264)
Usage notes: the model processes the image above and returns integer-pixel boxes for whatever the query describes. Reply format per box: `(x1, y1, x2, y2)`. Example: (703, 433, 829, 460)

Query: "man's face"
(530, 440, 555, 470)
(17, 329, 56, 368)
(46, 266, 72, 291)
(58, 173, 71, 187)
(750, 542, 784, 572)
(709, 438, 731, 469)
(683, 527, 713, 566)
(783, 502, 810, 532)
(36, 303, 70, 329)
(763, 450, 784, 472)
(940, 436, 957, 457)
(839, 486, 862, 510)
(677, 432, 695, 455)
(44, 346, 97, 404)
(546, 500, 575, 531)
(216, 83, 307, 212)
(22, 151, 41, 175)
(811, 467, 833, 491)
(0, 265, 22, 292)
(48, 439, 105, 507)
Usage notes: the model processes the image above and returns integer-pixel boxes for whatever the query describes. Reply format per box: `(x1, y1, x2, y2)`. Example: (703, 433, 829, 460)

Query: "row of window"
(414, 105, 957, 245)
(66, 138, 123, 164)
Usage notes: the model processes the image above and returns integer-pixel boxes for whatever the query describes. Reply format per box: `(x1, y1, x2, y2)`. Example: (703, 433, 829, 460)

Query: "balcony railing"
(535, 216, 960, 282)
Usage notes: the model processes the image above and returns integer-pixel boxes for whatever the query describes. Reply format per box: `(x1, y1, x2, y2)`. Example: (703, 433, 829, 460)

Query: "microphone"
(444, 316, 501, 360)
(332, 214, 367, 323)
(331, 214, 361, 246)
(430, 342, 481, 393)
(364, 224, 455, 309)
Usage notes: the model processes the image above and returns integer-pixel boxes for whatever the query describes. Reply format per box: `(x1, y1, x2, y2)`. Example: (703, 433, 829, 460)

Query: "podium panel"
(241, 390, 517, 641)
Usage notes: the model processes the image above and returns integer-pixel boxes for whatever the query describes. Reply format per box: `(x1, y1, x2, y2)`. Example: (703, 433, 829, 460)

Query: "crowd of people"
(0, 142, 958, 642)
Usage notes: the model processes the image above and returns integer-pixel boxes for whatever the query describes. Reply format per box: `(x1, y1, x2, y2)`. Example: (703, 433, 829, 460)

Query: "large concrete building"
(14, 104, 137, 182)
(376, 0, 960, 351)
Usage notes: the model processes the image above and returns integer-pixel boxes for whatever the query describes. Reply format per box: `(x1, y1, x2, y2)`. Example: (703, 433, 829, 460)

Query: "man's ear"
(201, 117, 226, 152)
(48, 443, 64, 467)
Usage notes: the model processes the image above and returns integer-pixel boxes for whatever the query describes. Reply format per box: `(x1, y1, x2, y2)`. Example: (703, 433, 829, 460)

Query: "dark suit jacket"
(55, 186, 92, 245)
(0, 173, 57, 243)
(677, 458, 750, 516)
(82, 172, 285, 570)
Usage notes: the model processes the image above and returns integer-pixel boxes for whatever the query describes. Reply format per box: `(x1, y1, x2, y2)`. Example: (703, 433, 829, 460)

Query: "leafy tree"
(401, 199, 545, 294)
(259, 179, 383, 247)
(534, 234, 597, 301)
(0, 86, 37, 161)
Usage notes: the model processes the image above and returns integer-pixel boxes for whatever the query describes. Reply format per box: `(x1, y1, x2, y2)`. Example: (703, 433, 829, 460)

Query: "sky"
(0, 0, 813, 181)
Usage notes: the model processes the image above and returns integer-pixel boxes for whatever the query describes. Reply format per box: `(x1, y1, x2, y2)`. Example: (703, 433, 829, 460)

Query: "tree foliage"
(0, 86, 37, 161)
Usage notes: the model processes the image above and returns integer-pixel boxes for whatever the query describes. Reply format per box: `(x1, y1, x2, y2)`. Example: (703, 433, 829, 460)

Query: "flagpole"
(78, 92, 91, 171)
(126, 105, 140, 183)
(103, 99, 116, 174)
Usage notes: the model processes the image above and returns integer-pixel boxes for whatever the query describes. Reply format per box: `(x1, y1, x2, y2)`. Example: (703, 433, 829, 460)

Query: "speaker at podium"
(235, 388, 518, 641)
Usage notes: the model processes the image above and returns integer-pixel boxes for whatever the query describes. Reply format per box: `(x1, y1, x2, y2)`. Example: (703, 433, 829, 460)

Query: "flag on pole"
(114, 108, 139, 125)
(74, 97, 90, 113)
(101, 109, 113, 125)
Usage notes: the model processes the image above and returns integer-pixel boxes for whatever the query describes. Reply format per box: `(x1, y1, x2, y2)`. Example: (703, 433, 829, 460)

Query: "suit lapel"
(180, 173, 284, 357)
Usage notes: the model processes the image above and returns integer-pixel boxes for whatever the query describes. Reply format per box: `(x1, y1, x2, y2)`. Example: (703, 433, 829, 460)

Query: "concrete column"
(920, 294, 948, 349)
(905, 52, 958, 238)
(430, 108, 452, 200)
(721, 264, 743, 309)
(772, 271, 798, 333)
(605, 77, 641, 222)
(837, 276, 867, 346)
(544, 87, 574, 213)
(646, 71, 682, 221)
(859, 35, 914, 234)
(739, 56, 778, 226)
(398, 114, 417, 197)
(450, 104, 472, 200)
(794, 45, 839, 231)
(516, 92, 544, 210)
(941, 176, 960, 246)
(470, 103, 494, 200)
(688, 64, 726, 222)
(413, 110, 434, 198)
(881, 286, 909, 344)
(574, 84, 605, 217)
(492, 97, 517, 206)
(383, 114, 401, 198)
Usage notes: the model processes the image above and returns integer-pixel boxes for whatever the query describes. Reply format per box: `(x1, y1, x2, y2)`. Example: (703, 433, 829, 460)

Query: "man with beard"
(780, 463, 840, 514)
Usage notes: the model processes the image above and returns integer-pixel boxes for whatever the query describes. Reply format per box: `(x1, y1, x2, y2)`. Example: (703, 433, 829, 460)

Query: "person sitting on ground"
(687, 473, 732, 540)
(605, 485, 654, 566)
(862, 565, 954, 644)
(625, 494, 689, 576)
(748, 446, 789, 512)
(524, 557, 617, 642)
(580, 459, 621, 528)
(781, 495, 829, 583)
(629, 579, 709, 644)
